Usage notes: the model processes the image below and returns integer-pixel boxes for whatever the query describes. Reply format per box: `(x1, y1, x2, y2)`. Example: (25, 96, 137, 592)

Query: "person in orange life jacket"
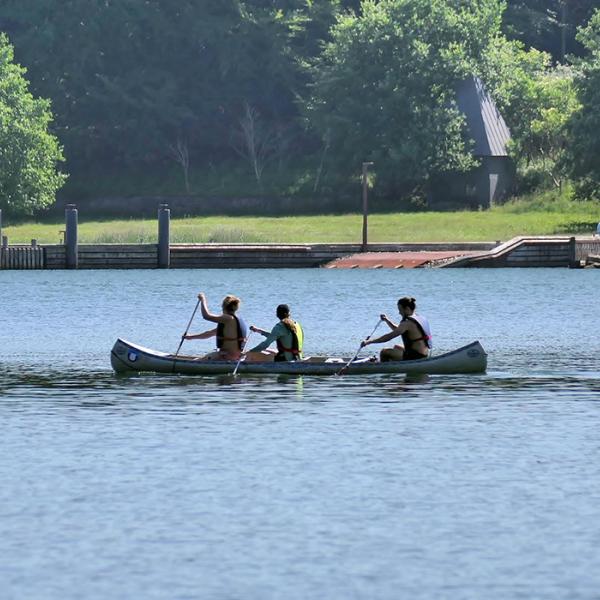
(246, 304, 304, 362)
(361, 296, 432, 362)
(184, 293, 248, 360)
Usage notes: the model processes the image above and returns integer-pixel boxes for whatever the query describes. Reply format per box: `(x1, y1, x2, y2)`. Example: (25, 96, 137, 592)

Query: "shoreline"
(1, 237, 599, 270)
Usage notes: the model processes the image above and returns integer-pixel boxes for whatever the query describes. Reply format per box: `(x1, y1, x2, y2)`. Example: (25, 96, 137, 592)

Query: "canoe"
(110, 338, 487, 376)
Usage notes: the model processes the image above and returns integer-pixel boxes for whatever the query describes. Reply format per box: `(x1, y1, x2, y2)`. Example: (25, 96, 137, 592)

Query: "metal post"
(0, 208, 2, 244)
(65, 204, 78, 269)
(158, 203, 170, 268)
(2, 235, 8, 248)
(362, 162, 373, 252)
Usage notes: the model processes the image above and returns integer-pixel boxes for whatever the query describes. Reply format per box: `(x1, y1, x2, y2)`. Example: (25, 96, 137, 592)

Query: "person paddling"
(247, 304, 304, 361)
(184, 293, 248, 360)
(361, 296, 432, 362)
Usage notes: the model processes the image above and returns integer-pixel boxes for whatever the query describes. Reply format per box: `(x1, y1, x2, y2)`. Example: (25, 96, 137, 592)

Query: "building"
(429, 77, 515, 209)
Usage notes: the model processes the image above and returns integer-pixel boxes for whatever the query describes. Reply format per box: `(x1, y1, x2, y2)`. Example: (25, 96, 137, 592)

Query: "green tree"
(527, 68, 579, 189)
(0, 34, 66, 216)
(0, 0, 342, 181)
(305, 0, 535, 197)
(503, 0, 597, 62)
(567, 9, 600, 199)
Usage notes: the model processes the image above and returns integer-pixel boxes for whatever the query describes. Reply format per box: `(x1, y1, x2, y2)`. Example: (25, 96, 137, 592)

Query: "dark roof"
(456, 77, 511, 157)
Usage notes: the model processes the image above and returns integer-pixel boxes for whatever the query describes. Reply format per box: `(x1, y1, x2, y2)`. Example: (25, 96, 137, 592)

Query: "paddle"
(173, 297, 201, 359)
(232, 332, 254, 377)
(336, 318, 383, 376)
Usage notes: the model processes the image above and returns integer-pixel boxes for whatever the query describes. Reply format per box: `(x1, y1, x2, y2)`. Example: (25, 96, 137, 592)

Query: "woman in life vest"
(247, 304, 304, 362)
(184, 293, 248, 360)
(361, 296, 432, 362)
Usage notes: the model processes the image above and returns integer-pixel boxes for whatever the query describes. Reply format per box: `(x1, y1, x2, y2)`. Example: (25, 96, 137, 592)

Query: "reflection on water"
(2, 363, 599, 409)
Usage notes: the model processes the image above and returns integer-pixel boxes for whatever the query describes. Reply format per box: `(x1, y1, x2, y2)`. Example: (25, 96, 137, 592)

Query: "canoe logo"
(128, 351, 139, 362)
(467, 349, 480, 358)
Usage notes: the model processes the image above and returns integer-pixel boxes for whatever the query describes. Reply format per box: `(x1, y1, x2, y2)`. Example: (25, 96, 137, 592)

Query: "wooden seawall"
(441, 236, 600, 268)
(1, 238, 599, 270)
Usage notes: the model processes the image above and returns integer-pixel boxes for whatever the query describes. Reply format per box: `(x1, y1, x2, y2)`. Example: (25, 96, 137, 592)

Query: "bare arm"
(362, 323, 408, 347)
(380, 313, 398, 330)
(250, 325, 270, 337)
(198, 293, 230, 324)
(184, 328, 217, 340)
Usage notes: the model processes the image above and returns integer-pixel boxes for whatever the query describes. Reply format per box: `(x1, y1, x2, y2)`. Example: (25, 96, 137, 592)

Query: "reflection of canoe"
(111, 338, 487, 376)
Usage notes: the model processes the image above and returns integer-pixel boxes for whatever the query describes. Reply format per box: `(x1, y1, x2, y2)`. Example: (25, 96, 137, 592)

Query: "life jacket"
(276, 320, 304, 361)
(216, 315, 249, 351)
(401, 314, 432, 351)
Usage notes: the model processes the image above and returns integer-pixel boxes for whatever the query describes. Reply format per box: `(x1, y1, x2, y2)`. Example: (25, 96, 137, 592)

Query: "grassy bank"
(4, 192, 600, 244)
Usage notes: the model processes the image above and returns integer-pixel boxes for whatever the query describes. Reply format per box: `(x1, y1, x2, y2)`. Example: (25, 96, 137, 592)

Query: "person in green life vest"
(247, 304, 304, 361)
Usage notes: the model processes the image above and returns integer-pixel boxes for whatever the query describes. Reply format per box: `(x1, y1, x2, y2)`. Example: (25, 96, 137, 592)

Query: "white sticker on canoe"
(128, 351, 139, 362)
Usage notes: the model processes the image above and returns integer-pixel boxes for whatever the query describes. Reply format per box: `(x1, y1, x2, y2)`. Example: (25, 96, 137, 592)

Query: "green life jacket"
(276, 321, 304, 361)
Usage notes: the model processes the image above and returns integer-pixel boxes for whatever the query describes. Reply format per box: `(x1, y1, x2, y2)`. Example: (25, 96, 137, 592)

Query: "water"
(1, 269, 599, 600)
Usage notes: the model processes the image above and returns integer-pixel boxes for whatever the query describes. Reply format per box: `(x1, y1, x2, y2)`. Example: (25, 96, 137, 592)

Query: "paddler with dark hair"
(361, 296, 432, 362)
(184, 293, 249, 360)
(246, 304, 304, 361)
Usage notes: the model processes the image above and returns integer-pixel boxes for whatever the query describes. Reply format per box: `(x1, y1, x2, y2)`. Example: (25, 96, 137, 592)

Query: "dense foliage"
(567, 10, 600, 200)
(0, 0, 598, 206)
(503, 0, 597, 60)
(306, 0, 564, 196)
(0, 34, 65, 215)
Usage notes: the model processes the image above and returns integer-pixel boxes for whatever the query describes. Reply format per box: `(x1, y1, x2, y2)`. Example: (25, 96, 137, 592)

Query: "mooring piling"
(158, 203, 170, 268)
(65, 204, 78, 269)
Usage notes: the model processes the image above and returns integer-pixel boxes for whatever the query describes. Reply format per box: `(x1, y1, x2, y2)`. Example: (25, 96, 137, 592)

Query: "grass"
(4, 189, 599, 245)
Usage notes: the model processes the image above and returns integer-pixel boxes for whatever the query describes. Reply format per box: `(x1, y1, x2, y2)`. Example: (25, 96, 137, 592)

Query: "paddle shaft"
(337, 319, 382, 375)
(232, 332, 253, 376)
(174, 298, 201, 358)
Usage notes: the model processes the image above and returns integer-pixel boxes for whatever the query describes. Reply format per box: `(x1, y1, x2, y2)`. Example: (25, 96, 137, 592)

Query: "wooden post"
(362, 162, 373, 252)
(0, 214, 4, 268)
(65, 204, 78, 269)
(158, 203, 170, 268)
(569, 236, 577, 268)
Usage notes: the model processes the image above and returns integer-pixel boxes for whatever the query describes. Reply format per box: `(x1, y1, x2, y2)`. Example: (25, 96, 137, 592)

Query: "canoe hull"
(111, 339, 487, 376)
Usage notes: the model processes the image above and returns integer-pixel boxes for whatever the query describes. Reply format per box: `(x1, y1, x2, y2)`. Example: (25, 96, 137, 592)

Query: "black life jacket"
(401, 314, 432, 351)
(275, 321, 303, 361)
(216, 315, 249, 351)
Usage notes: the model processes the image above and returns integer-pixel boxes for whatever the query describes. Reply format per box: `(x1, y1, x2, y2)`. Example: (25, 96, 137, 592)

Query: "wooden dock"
(0, 245, 45, 269)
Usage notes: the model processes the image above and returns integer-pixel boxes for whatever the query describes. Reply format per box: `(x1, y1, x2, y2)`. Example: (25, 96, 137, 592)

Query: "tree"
(527, 68, 579, 189)
(304, 0, 527, 197)
(567, 9, 600, 199)
(503, 0, 598, 62)
(0, 34, 66, 216)
(0, 0, 342, 177)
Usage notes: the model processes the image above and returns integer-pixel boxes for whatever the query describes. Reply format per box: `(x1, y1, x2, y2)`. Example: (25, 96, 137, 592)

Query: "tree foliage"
(503, 0, 597, 61)
(0, 1, 341, 170)
(0, 34, 66, 216)
(0, 0, 598, 204)
(304, 0, 549, 196)
(567, 9, 600, 199)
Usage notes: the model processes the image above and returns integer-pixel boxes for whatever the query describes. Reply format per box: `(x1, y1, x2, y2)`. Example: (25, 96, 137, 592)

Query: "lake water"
(1, 268, 599, 600)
